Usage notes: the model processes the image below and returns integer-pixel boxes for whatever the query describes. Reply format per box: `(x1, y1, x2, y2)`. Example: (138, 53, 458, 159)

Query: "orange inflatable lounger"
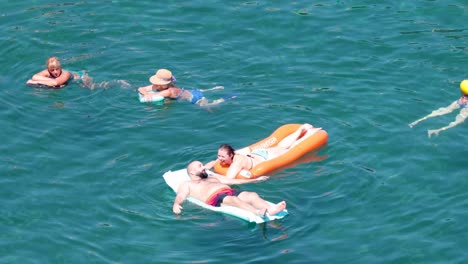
(214, 124, 328, 179)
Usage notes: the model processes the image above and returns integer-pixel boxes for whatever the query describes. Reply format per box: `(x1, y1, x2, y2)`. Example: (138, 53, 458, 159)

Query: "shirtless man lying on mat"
(172, 161, 286, 217)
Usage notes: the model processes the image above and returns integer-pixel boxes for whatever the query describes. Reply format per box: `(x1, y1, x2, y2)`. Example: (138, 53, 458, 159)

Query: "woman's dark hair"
(219, 144, 235, 157)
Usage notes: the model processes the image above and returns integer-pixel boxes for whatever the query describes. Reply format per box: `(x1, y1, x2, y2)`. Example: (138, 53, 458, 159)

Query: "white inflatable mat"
(163, 169, 288, 224)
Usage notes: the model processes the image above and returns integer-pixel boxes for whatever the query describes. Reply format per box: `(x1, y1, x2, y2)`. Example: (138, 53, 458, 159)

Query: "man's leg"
(236, 191, 286, 216)
(221, 195, 263, 215)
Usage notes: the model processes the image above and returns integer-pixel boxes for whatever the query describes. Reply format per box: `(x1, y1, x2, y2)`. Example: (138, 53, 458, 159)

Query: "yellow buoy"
(461, 80, 468, 95)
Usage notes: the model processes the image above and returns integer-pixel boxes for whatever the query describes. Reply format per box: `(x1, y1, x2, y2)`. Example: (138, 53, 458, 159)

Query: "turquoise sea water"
(1, 1, 467, 263)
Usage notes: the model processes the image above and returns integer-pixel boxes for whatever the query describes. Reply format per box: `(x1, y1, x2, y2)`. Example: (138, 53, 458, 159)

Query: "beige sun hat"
(149, 69, 174, 85)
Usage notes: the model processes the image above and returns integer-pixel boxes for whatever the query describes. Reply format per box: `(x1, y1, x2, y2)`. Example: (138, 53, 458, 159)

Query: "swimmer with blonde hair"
(409, 80, 468, 137)
(27, 56, 128, 89)
(26, 56, 92, 88)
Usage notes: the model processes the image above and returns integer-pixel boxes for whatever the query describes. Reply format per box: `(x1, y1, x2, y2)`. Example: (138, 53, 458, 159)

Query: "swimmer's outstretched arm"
(199, 86, 224, 92)
(427, 109, 468, 137)
(409, 101, 459, 128)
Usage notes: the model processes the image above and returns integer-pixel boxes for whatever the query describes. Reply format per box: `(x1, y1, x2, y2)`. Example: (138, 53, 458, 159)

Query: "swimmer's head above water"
(460, 80, 468, 96)
(46, 56, 63, 78)
(187, 161, 209, 179)
(217, 144, 235, 166)
(150, 69, 176, 85)
(148, 68, 177, 91)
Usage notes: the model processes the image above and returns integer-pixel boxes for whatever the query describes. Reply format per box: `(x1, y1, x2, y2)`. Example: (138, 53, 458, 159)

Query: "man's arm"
(210, 172, 268, 185)
(173, 182, 190, 214)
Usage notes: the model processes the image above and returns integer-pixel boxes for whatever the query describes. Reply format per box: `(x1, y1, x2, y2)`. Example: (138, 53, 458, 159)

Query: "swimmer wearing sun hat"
(149, 69, 176, 86)
(136, 69, 176, 104)
(137, 68, 232, 107)
(409, 79, 468, 137)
